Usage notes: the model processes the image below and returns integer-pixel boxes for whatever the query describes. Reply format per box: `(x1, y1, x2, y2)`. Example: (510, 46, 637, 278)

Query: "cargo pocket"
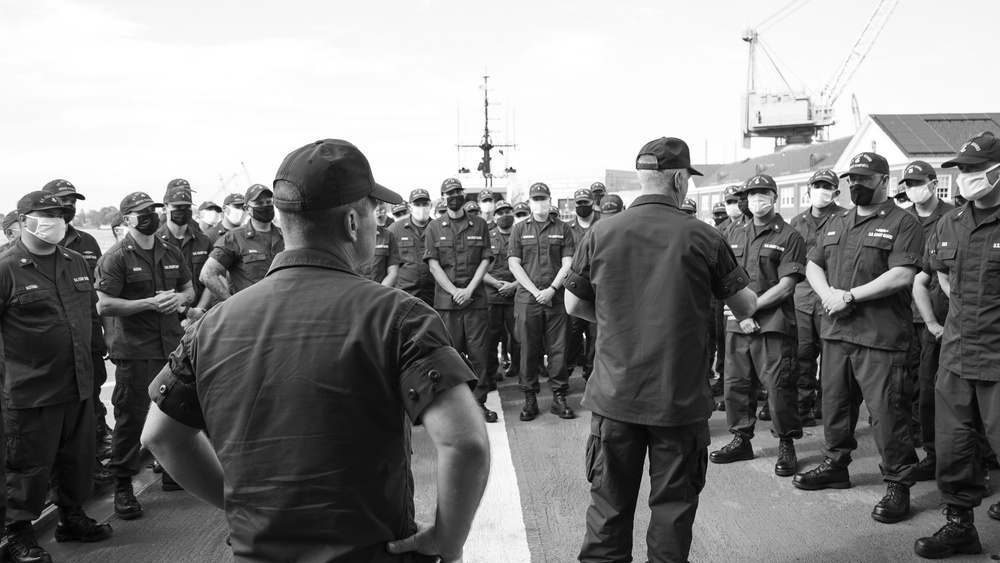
(888, 353, 914, 412)
(585, 415, 605, 488)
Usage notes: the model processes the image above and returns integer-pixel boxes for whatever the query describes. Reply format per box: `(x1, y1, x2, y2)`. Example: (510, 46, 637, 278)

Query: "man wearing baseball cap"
(590, 182, 607, 206)
(913, 133, 1000, 558)
(196, 201, 223, 234)
(374, 201, 394, 229)
(206, 193, 247, 245)
(141, 138, 489, 563)
(358, 208, 401, 288)
(388, 189, 436, 305)
(680, 198, 698, 216)
(434, 198, 448, 218)
(483, 200, 520, 383)
(513, 201, 530, 223)
(598, 194, 623, 216)
(565, 136, 756, 561)
(711, 185, 747, 399)
(156, 186, 214, 324)
(390, 202, 409, 220)
(200, 184, 284, 301)
(711, 202, 728, 226)
(789, 169, 844, 427)
(478, 189, 497, 229)
(796, 152, 924, 526)
(566, 188, 600, 382)
(1, 210, 19, 253)
(94, 190, 195, 521)
(508, 182, 578, 421)
(1, 191, 114, 560)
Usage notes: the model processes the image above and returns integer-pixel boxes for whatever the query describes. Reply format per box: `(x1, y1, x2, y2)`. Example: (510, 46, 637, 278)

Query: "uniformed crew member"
(205, 193, 246, 245)
(508, 182, 577, 421)
(158, 180, 203, 234)
(513, 201, 530, 224)
(598, 194, 623, 216)
(426, 178, 496, 422)
(390, 202, 409, 221)
(196, 201, 222, 234)
(710, 174, 805, 476)
(789, 169, 844, 425)
(2, 210, 20, 252)
(479, 189, 496, 229)
(566, 188, 599, 381)
(388, 189, 436, 305)
(463, 200, 481, 218)
(484, 200, 521, 382)
(141, 138, 490, 563)
(565, 136, 756, 562)
(359, 221, 401, 287)
(1, 191, 113, 563)
(900, 161, 954, 482)
(712, 185, 745, 398)
(590, 181, 607, 207)
(374, 200, 394, 229)
(156, 186, 214, 322)
(914, 134, 1000, 558)
(681, 198, 697, 216)
(712, 202, 728, 226)
(795, 152, 923, 526)
(434, 198, 448, 218)
(200, 184, 284, 302)
(94, 191, 195, 520)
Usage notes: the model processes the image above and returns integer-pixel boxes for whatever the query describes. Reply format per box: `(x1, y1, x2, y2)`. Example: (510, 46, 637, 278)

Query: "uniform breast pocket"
(12, 288, 58, 315)
(822, 234, 841, 265)
(124, 270, 154, 295)
(373, 245, 389, 257)
(397, 238, 416, 261)
(241, 253, 269, 278)
(520, 237, 540, 261)
(465, 238, 485, 262)
(758, 249, 782, 285)
(163, 266, 183, 290)
(435, 238, 455, 265)
(985, 249, 1000, 294)
(858, 237, 892, 275)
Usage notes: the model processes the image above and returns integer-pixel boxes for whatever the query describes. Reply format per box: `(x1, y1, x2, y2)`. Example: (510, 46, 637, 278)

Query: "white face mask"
(224, 206, 245, 225)
(724, 203, 741, 219)
(529, 200, 550, 216)
(409, 205, 431, 223)
(514, 215, 528, 224)
(895, 199, 914, 209)
(24, 215, 67, 245)
(957, 165, 1000, 201)
(809, 188, 835, 209)
(480, 202, 495, 216)
(747, 194, 774, 217)
(904, 183, 933, 205)
(200, 210, 221, 226)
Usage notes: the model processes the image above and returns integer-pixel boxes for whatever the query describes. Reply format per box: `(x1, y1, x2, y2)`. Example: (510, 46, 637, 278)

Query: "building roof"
(870, 113, 1000, 157)
(692, 136, 852, 188)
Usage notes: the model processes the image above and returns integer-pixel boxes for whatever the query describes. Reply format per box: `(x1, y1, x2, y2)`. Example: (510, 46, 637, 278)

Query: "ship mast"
(457, 75, 516, 188)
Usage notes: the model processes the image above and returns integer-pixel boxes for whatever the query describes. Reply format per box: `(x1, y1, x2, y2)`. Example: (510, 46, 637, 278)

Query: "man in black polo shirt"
(914, 134, 1000, 558)
(389, 189, 436, 305)
(140, 138, 489, 563)
(795, 152, 924, 525)
(95, 191, 194, 520)
(566, 137, 756, 562)
(1, 191, 114, 563)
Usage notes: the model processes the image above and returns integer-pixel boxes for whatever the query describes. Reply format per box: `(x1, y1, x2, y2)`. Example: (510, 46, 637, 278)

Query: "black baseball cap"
(245, 184, 273, 203)
(273, 139, 401, 211)
(636, 137, 702, 176)
(464, 201, 481, 213)
(590, 182, 606, 193)
(409, 189, 431, 203)
(574, 189, 593, 203)
(164, 187, 194, 205)
(680, 198, 697, 212)
(198, 201, 222, 212)
(513, 202, 530, 215)
(809, 169, 840, 187)
(167, 178, 193, 191)
(18, 191, 70, 215)
(434, 199, 448, 211)
(840, 152, 890, 177)
(723, 185, 741, 202)
(119, 192, 163, 216)
(745, 174, 778, 192)
(478, 189, 495, 202)
(2, 210, 18, 231)
(529, 183, 551, 197)
(494, 200, 513, 212)
(901, 160, 937, 183)
(391, 203, 409, 215)
(223, 193, 245, 207)
(712, 202, 726, 213)
(600, 194, 624, 215)
(41, 179, 86, 200)
(441, 178, 463, 194)
(942, 133, 1000, 168)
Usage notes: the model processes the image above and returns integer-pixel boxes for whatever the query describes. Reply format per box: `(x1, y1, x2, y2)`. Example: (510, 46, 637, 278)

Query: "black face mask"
(170, 209, 193, 226)
(495, 215, 514, 230)
(850, 184, 876, 206)
(446, 195, 465, 212)
(713, 215, 728, 226)
(738, 198, 751, 218)
(576, 204, 594, 218)
(249, 205, 275, 223)
(63, 207, 77, 224)
(132, 213, 160, 236)
(592, 193, 605, 205)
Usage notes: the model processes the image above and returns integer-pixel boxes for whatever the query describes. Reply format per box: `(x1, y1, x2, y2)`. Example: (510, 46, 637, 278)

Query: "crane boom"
(818, 0, 899, 107)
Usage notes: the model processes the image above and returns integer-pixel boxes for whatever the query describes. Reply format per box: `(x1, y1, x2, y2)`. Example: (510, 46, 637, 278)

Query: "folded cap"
(477, 189, 495, 202)
(41, 179, 86, 200)
(680, 198, 697, 212)
(2, 210, 18, 231)
(712, 202, 726, 213)
(942, 133, 1000, 168)
(494, 200, 513, 212)
(440, 178, 463, 194)
(198, 201, 222, 212)
(223, 193, 245, 207)
(164, 187, 194, 205)
(17, 191, 69, 216)
(901, 160, 937, 183)
(745, 174, 778, 192)
(245, 183, 273, 203)
(599, 194, 624, 214)
(409, 189, 431, 203)
(840, 152, 890, 177)
(809, 169, 840, 187)
(513, 202, 530, 215)
(574, 189, 593, 203)
(119, 192, 163, 216)
(167, 178, 192, 191)
(590, 181, 606, 193)
(273, 139, 401, 211)
(464, 201, 481, 213)
(723, 185, 742, 201)
(391, 203, 409, 215)
(635, 137, 702, 176)
(529, 182, 551, 197)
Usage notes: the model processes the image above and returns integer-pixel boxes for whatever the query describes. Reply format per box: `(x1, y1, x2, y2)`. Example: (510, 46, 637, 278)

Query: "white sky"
(2, 0, 997, 211)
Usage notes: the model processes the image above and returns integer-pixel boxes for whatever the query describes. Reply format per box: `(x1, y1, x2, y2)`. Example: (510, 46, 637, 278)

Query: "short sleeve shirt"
(487, 227, 516, 305)
(567, 194, 750, 427)
(210, 224, 284, 294)
(387, 220, 435, 298)
(725, 214, 806, 336)
(148, 248, 475, 563)
(94, 233, 192, 360)
(0, 241, 94, 408)
(927, 204, 1000, 381)
(789, 204, 844, 313)
(566, 214, 599, 245)
(61, 225, 106, 353)
(807, 201, 923, 351)
(423, 212, 492, 310)
(507, 215, 576, 304)
(906, 201, 954, 324)
(155, 223, 213, 304)
(359, 226, 401, 283)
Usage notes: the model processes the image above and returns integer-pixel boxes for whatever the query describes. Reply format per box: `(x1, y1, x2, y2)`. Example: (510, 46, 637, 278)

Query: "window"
(710, 194, 721, 206)
(800, 186, 810, 206)
(780, 188, 794, 208)
(937, 176, 952, 200)
(889, 176, 897, 189)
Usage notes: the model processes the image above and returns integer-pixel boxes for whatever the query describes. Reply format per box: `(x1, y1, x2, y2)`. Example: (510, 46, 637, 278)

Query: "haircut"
(273, 179, 374, 241)
(637, 156, 687, 194)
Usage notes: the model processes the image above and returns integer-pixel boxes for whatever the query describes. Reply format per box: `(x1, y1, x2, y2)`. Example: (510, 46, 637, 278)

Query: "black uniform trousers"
(487, 303, 520, 379)
(109, 359, 164, 478)
(92, 352, 109, 432)
(935, 369, 1000, 509)
(4, 399, 95, 523)
(568, 316, 596, 378)
(794, 305, 823, 410)
(906, 323, 923, 438)
(819, 340, 918, 484)
(579, 414, 709, 563)
(440, 309, 491, 403)
(918, 327, 940, 455)
(515, 301, 570, 395)
(724, 332, 803, 440)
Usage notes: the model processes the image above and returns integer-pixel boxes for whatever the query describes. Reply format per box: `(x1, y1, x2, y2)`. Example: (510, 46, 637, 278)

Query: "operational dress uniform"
(209, 218, 284, 295)
(204, 193, 246, 246)
(389, 189, 436, 306)
(566, 188, 599, 381)
(359, 225, 400, 283)
(789, 169, 845, 422)
(485, 201, 520, 381)
(155, 188, 214, 308)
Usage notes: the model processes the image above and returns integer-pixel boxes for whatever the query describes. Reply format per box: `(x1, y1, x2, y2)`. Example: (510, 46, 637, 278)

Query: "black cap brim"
(372, 183, 403, 205)
(839, 167, 880, 178)
(50, 189, 86, 200)
(941, 155, 989, 168)
(688, 167, 702, 177)
(129, 202, 164, 214)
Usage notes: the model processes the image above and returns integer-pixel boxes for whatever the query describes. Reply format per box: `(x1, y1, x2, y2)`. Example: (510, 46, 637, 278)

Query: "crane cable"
(757, 0, 814, 33)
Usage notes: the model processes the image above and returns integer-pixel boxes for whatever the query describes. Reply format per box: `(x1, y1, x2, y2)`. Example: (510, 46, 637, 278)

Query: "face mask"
(576, 204, 594, 218)
(113, 226, 127, 241)
(810, 189, 835, 209)
(957, 165, 1000, 201)
(747, 194, 774, 217)
(514, 214, 528, 224)
(480, 202, 495, 216)
(200, 210, 220, 226)
(131, 213, 160, 236)
(724, 203, 741, 218)
(24, 216, 67, 245)
(495, 215, 514, 230)
(529, 200, 550, 216)
(446, 195, 465, 212)
(249, 205, 275, 223)
(170, 209, 193, 226)
(225, 207, 245, 225)
(409, 206, 431, 223)
(895, 199, 913, 209)
(63, 207, 77, 224)
(903, 183, 932, 205)
(713, 215, 728, 226)
(738, 198, 751, 218)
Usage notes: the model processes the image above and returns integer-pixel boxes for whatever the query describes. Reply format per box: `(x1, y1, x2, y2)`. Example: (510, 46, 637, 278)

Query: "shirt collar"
(266, 248, 358, 277)
(847, 200, 896, 226)
(629, 194, 680, 209)
(746, 213, 788, 237)
(10, 239, 73, 267)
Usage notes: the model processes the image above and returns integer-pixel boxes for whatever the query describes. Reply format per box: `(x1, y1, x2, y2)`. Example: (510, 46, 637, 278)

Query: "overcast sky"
(2, 0, 996, 211)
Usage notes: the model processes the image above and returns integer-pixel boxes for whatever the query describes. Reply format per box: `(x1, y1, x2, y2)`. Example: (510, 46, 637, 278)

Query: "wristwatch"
(843, 291, 855, 304)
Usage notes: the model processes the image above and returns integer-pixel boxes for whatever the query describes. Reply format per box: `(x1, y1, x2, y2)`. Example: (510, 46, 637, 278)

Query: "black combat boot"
(710, 435, 754, 464)
(914, 506, 982, 558)
(913, 455, 936, 482)
(793, 457, 851, 490)
(758, 400, 771, 421)
(519, 392, 539, 421)
(54, 506, 113, 543)
(988, 501, 999, 521)
(551, 392, 575, 419)
(871, 481, 910, 523)
(5, 521, 52, 563)
(114, 478, 143, 520)
(162, 471, 184, 492)
(775, 439, 797, 477)
(478, 401, 499, 423)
